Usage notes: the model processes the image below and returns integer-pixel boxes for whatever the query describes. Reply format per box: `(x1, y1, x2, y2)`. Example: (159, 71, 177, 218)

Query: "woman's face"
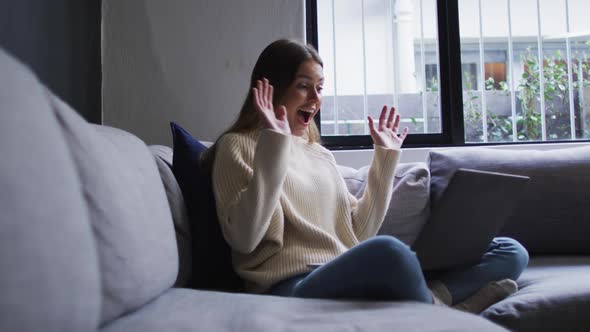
(279, 59, 324, 137)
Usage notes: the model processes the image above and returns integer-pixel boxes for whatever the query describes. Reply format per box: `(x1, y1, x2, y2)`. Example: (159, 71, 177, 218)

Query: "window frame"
(306, 0, 590, 149)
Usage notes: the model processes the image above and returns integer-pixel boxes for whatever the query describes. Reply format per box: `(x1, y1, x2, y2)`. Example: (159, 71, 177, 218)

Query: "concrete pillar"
(394, 0, 418, 93)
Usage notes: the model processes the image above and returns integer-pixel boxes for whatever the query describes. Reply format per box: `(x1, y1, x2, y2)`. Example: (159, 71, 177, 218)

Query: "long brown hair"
(202, 39, 323, 172)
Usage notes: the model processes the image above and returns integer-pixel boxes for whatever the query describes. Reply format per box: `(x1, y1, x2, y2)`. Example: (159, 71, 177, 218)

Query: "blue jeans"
(268, 235, 529, 304)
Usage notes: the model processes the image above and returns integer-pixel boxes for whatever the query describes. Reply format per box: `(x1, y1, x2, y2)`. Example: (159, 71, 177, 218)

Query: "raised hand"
(252, 78, 291, 135)
(367, 106, 409, 150)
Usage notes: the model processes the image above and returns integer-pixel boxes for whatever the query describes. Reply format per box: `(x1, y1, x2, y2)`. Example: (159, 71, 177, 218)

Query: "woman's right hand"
(252, 78, 291, 135)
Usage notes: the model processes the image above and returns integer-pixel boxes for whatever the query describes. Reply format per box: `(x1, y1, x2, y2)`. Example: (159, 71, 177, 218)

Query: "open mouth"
(297, 109, 314, 124)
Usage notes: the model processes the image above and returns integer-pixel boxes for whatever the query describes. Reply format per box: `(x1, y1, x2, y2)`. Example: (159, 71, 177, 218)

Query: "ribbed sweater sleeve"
(350, 145, 400, 241)
(212, 129, 291, 254)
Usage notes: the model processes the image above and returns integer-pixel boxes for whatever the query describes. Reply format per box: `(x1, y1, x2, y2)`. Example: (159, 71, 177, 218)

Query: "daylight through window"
(313, 0, 590, 146)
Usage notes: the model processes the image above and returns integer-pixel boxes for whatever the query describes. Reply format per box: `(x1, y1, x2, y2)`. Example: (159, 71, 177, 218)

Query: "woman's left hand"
(367, 106, 409, 150)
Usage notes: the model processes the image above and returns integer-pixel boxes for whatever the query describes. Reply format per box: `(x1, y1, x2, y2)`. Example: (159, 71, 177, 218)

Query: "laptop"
(411, 168, 530, 272)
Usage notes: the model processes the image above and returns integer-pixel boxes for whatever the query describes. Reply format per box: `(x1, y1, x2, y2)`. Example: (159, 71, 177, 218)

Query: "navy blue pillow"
(170, 122, 242, 291)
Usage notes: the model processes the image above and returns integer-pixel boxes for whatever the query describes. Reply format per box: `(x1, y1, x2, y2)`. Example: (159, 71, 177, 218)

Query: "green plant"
(463, 72, 512, 142)
(464, 45, 590, 142)
(426, 76, 439, 92)
(515, 47, 590, 140)
(485, 77, 495, 90)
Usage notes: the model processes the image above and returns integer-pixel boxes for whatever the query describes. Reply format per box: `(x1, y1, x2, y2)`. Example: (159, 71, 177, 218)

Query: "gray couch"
(429, 147, 590, 331)
(336, 145, 590, 331)
(0, 46, 587, 332)
(0, 48, 505, 332)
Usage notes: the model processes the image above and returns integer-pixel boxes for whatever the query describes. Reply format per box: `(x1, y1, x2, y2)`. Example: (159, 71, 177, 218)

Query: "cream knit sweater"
(212, 129, 400, 293)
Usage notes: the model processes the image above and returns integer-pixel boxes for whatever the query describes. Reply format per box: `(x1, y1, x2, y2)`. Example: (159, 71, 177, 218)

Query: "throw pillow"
(337, 162, 431, 246)
(170, 122, 242, 291)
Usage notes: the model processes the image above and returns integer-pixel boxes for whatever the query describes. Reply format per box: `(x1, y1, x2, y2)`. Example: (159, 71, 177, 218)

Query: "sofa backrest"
(0, 48, 180, 330)
(0, 49, 101, 331)
(150, 145, 192, 288)
(51, 96, 179, 325)
(429, 146, 590, 255)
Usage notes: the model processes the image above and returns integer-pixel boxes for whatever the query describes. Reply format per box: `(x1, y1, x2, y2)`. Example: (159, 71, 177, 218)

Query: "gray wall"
(0, 0, 101, 123)
(102, 0, 305, 145)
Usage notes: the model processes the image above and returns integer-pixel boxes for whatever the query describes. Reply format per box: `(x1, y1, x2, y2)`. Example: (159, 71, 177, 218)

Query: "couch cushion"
(0, 49, 101, 332)
(53, 96, 178, 325)
(482, 256, 590, 331)
(150, 145, 192, 287)
(170, 122, 242, 291)
(101, 288, 508, 332)
(338, 162, 430, 246)
(428, 146, 590, 254)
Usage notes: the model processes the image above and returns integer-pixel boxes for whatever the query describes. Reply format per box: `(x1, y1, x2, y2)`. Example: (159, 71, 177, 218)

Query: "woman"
(204, 39, 528, 313)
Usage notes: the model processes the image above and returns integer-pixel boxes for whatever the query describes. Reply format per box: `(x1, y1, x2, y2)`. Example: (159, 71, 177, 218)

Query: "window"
(307, 0, 590, 148)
